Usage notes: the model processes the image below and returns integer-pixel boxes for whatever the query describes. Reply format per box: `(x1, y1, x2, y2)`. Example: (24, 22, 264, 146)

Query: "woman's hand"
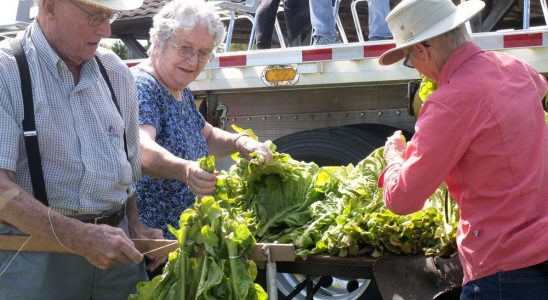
(235, 135, 273, 165)
(384, 131, 406, 164)
(185, 161, 218, 198)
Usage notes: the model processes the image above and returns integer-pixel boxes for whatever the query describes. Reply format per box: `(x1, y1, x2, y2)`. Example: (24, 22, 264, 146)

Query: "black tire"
(273, 126, 387, 166)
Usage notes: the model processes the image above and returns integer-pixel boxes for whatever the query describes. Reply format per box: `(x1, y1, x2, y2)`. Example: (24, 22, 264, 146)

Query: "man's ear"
(415, 42, 428, 54)
(42, 0, 57, 17)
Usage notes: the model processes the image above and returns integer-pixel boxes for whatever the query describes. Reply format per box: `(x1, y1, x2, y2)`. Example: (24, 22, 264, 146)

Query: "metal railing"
(523, 0, 548, 29)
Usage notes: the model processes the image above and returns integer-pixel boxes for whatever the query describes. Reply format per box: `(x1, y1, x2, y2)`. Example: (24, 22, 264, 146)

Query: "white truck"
(121, 1, 548, 298)
(158, 2, 548, 170)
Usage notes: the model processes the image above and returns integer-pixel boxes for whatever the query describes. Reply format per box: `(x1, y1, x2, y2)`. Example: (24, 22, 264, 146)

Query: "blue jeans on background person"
(309, 0, 341, 45)
(368, 0, 392, 40)
(461, 264, 548, 300)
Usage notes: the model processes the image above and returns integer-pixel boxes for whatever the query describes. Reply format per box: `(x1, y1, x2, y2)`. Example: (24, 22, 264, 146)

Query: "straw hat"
(378, 0, 485, 66)
(76, 0, 143, 11)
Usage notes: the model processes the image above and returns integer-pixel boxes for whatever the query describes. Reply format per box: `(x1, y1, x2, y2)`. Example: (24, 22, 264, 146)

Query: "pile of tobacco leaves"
(129, 127, 459, 299)
(213, 126, 458, 259)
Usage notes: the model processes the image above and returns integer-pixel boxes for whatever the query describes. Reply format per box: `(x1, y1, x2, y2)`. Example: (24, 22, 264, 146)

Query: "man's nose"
(97, 21, 112, 38)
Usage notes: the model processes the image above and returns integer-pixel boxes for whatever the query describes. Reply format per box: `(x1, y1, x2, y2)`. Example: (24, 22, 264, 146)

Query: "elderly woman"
(132, 0, 272, 240)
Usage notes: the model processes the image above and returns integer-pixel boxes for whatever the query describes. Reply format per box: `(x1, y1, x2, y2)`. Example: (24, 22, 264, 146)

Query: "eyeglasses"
(171, 43, 215, 63)
(67, 0, 121, 27)
(403, 52, 414, 68)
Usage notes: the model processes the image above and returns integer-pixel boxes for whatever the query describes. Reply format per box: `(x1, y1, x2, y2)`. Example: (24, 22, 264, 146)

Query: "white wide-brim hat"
(76, 0, 143, 11)
(378, 0, 485, 66)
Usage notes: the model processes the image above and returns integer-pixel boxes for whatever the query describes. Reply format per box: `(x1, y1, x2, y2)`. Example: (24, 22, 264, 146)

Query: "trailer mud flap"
(373, 255, 463, 300)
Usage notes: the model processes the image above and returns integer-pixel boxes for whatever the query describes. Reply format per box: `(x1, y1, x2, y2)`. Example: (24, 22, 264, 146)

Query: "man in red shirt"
(378, 0, 548, 298)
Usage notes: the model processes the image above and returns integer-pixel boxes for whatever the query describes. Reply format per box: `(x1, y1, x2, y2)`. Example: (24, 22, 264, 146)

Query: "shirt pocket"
(106, 125, 132, 187)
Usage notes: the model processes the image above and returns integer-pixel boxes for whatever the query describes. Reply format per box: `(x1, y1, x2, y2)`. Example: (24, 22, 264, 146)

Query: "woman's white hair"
(148, 0, 226, 56)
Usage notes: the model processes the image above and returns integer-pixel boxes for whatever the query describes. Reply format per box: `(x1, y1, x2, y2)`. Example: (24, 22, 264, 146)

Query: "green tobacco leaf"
(231, 124, 258, 141)
(195, 257, 223, 299)
(199, 156, 216, 173)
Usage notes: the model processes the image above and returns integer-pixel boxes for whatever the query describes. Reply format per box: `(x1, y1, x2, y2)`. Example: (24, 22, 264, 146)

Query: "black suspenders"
(10, 37, 48, 206)
(9, 36, 128, 206)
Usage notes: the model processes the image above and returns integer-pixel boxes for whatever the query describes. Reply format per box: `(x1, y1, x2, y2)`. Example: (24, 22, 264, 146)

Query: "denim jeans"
(461, 264, 548, 300)
(309, 0, 337, 37)
(367, 0, 392, 39)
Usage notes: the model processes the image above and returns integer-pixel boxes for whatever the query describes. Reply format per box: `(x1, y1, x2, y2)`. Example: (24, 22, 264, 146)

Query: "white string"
(141, 241, 178, 255)
(48, 207, 74, 253)
(0, 235, 31, 279)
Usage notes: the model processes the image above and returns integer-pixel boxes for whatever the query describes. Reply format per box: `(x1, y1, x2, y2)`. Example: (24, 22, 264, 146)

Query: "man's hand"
(384, 131, 406, 164)
(129, 222, 165, 271)
(70, 223, 144, 270)
(235, 136, 273, 165)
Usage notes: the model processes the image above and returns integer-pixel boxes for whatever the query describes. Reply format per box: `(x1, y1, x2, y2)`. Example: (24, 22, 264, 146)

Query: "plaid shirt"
(0, 22, 141, 215)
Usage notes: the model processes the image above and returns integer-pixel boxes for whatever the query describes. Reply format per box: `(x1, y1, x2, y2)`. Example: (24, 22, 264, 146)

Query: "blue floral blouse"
(132, 68, 208, 237)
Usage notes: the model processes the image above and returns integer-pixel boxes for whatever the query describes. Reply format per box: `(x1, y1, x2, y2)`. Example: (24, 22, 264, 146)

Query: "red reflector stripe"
(219, 55, 247, 67)
(364, 43, 396, 57)
(503, 33, 543, 48)
(302, 48, 333, 61)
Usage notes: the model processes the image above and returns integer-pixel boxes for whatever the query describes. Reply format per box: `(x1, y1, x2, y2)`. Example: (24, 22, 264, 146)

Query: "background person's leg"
(255, 0, 282, 49)
(284, 0, 311, 46)
(368, 0, 392, 40)
(309, 0, 341, 45)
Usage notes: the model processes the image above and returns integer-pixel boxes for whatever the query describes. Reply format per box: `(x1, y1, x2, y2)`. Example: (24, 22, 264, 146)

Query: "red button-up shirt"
(379, 42, 548, 284)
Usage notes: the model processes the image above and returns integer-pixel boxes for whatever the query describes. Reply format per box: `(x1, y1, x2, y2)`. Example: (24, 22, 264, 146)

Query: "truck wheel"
(274, 126, 386, 166)
(276, 274, 373, 300)
(272, 126, 387, 300)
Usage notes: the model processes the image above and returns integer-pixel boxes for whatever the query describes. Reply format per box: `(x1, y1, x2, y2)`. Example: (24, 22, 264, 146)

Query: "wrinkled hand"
(235, 136, 272, 165)
(71, 223, 143, 270)
(129, 223, 166, 272)
(185, 161, 218, 198)
(384, 131, 406, 164)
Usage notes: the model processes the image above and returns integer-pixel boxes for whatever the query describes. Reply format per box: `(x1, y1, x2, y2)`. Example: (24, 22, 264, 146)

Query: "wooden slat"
(0, 236, 295, 262)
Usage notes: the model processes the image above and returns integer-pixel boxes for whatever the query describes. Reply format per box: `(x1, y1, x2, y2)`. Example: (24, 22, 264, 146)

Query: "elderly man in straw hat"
(378, 0, 548, 298)
(0, 0, 163, 298)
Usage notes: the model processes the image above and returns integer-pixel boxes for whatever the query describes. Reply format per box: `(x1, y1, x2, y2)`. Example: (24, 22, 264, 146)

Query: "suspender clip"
(24, 130, 37, 137)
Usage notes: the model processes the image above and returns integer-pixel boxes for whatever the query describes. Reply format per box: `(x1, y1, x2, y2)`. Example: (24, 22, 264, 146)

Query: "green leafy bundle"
(128, 194, 267, 300)
(217, 141, 319, 239)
